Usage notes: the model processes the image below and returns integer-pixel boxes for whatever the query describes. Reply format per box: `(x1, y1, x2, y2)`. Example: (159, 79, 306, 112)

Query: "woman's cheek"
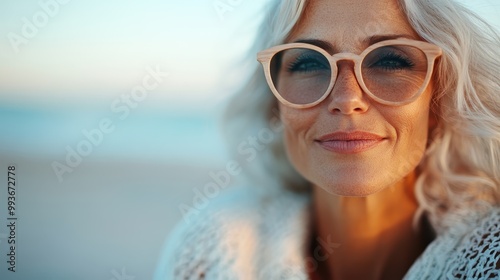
(279, 104, 318, 133)
(389, 107, 430, 175)
(280, 106, 317, 175)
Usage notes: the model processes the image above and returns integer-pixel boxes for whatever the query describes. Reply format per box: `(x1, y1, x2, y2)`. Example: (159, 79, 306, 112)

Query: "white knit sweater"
(154, 187, 500, 280)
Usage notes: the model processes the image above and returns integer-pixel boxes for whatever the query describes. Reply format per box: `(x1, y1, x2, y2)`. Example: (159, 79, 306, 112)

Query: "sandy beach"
(0, 154, 233, 280)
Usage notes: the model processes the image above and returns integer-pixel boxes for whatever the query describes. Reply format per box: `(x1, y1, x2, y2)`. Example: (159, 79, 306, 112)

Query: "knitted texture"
(404, 207, 500, 279)
(155, 187, 500, 280)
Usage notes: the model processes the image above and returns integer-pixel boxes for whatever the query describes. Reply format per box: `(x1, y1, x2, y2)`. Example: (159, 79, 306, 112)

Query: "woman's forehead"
(287, 0, 419, 50)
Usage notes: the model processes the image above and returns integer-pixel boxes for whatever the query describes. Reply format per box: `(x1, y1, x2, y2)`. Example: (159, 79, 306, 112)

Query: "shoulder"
(405, 207, 500, 280)
(153, 186, 312, 280)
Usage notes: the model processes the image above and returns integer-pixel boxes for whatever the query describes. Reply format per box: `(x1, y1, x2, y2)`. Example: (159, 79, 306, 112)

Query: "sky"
(0, 0, 499, 110)
(0, 0, 268, 109)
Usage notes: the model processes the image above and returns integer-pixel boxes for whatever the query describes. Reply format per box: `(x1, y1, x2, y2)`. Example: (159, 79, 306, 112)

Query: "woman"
(155, 0, 500, 279)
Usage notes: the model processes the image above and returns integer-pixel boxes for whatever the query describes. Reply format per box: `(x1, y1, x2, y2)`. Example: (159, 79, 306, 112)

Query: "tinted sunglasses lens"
(270, 48, 331, 105)
(362, 45, 428, 103)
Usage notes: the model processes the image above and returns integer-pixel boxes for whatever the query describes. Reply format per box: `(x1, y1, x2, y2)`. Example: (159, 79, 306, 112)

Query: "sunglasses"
(257, 38, 442, 108)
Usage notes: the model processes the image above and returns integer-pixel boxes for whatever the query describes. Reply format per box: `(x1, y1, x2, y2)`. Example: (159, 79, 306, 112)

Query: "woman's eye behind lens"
(371, 53, 415, 71)
(281, 50, 330, 74)
(287, 57, 330, 73)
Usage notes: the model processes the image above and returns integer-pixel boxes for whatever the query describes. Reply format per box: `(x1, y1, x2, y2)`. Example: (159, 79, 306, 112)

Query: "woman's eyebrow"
(293, 39, 335, 53)
(293, 34, 417, 53)
(365, 34, 417, 45)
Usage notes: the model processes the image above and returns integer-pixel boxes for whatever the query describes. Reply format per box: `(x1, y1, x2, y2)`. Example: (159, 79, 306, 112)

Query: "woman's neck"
(309, 172, 430, 280)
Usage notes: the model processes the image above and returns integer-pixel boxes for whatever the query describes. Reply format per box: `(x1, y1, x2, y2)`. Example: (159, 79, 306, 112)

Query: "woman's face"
(281, 0, 434, 196)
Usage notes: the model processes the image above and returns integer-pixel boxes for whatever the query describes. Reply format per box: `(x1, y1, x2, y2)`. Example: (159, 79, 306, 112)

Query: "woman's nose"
(326, 61, 370, 114)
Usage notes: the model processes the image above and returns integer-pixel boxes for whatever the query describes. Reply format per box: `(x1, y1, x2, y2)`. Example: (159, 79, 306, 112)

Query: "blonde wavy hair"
(224, 0, 500, 234)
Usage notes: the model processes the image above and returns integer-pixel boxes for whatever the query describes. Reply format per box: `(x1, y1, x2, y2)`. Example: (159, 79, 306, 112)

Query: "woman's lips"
(315, 131, 386, 154)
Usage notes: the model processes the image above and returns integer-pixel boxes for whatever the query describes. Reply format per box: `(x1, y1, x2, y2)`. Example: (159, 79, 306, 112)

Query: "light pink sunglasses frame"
(257, 38, 442, 108)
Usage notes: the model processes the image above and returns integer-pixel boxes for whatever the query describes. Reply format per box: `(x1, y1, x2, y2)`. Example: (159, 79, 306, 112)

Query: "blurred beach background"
(0, 1, 499, 279)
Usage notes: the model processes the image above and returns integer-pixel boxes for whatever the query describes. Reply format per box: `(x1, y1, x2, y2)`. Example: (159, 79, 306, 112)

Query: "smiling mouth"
(315, 131, 386, 154)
